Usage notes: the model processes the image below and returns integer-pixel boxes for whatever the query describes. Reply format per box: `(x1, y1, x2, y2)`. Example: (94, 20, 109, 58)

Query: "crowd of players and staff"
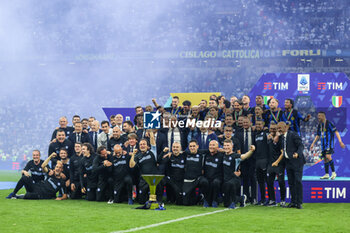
(7, 95, 345, 209)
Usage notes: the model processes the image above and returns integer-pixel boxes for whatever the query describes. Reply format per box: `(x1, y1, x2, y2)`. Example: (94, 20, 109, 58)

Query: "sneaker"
(16, 194, 25, 199)
(331, 172, 337, 180)
(199, 194, 205, 202)
(240, 195, 247, 207)
(212, 201, 218, 208)
(251, 199, 258, 205)
(6, 192, 16, 199)
(268, 200, 277, 207)
(128, 198, 134, 205)
(320, 174, 329, 179)
(286, 203, 297, 208)
(263, 199, 270, 206)
(256, 200, 264, 206)
(107, 199, 114, 204)
(203, 200, 209, 208)
(228, 202, 236, 209)
(280, 201, 286, 207)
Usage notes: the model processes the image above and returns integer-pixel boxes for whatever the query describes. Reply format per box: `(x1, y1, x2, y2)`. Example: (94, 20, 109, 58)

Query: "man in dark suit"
(234, 116, 256, 204)
(195, 127, 218, 150)
(153, 129, 167, 158)
(68, 122, 91, 144)
(274, 122, 305, 209)
(163, 115, 186, 151)
(88, 120, 100, 152)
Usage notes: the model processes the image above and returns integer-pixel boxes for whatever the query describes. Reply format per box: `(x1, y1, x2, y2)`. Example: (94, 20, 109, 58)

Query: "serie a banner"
(249, 73, 350, 177)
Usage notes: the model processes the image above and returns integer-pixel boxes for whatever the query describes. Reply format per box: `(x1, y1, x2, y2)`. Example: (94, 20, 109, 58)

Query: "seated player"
(7, 152, 66, 200)
(6, 150, 49, 199)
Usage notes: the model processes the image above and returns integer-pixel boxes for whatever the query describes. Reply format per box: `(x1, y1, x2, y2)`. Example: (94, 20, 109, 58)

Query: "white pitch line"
(111, 208, 230, 233)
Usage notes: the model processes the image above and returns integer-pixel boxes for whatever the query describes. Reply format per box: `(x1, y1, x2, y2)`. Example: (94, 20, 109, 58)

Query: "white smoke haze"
(0, 0, 348, 160)
(0, 0, 193, 158)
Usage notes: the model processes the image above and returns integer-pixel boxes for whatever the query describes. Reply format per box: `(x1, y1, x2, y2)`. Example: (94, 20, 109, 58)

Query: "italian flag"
(264, 96, 274, 105)
(332, 96, 343, 108)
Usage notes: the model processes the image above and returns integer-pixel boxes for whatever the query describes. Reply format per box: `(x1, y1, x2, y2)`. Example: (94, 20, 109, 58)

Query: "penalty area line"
(111, 208, 230, 233)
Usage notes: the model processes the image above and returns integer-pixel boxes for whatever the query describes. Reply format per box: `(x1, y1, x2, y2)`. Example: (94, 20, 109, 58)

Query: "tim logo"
(143, 111, 161, 129)
(263, 82, 288, 90)
(317, 82, 344, 90)
(311, 187, 346, 199)
(297, 74, 310, 92)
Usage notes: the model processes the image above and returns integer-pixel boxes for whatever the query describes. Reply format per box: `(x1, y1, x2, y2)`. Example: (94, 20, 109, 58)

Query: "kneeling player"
(222, 139, 255, 209)
(182, 140, 209, 207)
(160, 142, 185, 205)
(110, 144, 133, 204)
(129, 136, 163, 204)
(202, 140, 223, 208)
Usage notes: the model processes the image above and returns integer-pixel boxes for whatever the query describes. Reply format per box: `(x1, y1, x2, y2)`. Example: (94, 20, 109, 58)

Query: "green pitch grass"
(0, 170, 21, 182)
(1, 172, 350, 233)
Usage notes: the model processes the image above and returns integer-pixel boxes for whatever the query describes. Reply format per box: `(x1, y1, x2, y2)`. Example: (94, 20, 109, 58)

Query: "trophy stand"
(141, 174, 164, 210)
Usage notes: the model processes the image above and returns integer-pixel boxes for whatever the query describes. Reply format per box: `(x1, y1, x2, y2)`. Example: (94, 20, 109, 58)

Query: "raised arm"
(42, 152, 57, 173)
(240, 145, 256, 161)
(152, 98, 160, 108)
(129, 149, 138, 168)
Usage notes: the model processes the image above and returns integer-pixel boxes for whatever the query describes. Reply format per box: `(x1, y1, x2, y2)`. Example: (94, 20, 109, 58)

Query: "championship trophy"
(141, 174, 164, 210)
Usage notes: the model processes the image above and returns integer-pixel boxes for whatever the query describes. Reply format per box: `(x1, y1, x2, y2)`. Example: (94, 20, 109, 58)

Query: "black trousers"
(241, 159, 257, 202)
(82, 177, 97, 201)
(86, 187, 96, 201)
(222, 178, 241, 207)
(163, 176, 183, 205)
(14, 175, 35, 194)
(70, 182, 82, 199)
(96, 178, 113, 202)
(14, 176, 52, 199)
(112, 175, 133, 203)
(256, 159, 268, 202)
(206, 178, 222, 204)
(138, 177, 163, 204)
(267, 161, 286, 202)
(286, 162, 304, 205)
(182, 176, 209, 206)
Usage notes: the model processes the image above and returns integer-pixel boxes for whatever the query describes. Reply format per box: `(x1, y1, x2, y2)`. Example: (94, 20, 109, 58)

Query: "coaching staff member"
(274, 122, 305, 209)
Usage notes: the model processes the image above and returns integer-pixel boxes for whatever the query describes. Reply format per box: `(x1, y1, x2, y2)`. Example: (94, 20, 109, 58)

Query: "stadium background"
(1, 1, 350, 232)
(1, 0, 349, 171)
